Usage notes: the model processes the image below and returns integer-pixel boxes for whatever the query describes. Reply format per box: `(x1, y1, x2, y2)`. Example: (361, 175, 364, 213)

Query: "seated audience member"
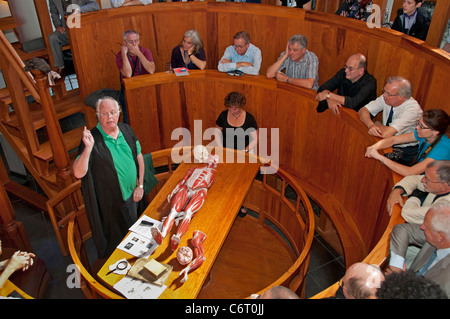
(48, 0, 100, 76)
(171, 30, 207, 70)
(250, 285, 300, 299)
(365, 109, 450, 176)
(316, 53, 377, 114)
(214, 91, 258, 153)
(335, 0, 373, 21)
(391, 0, 431, 41)
(359, 76, 422, 164)
(386, 161, 450, 224)
(116, 30, 155, 123)
(376, 270, 447, 299)
(0, 240, 35, 290)
(276, 0, 311, 9)
(387, 204, 450, 297)
(218, 31, 262, 75)
(266, 34, 319, 90)
(73, 97, 146, 258)
(110, 0, 152, 6)
(329, 263, 384, 299)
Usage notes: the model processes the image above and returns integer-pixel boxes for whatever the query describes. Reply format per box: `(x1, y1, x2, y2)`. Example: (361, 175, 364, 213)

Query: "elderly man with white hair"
(73, 97, 145, 258)
(388, 203, 450, 297)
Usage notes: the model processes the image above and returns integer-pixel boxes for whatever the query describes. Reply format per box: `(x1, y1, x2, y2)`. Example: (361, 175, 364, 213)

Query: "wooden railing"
(244, 163, 315, 297)
(121, 70, 395, 270)
(65, 147, 314, 298)
(68, 2, 449, 117)
(2, 2, 448, 298)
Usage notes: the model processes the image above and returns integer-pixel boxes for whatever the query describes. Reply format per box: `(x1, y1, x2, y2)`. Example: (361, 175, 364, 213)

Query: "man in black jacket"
(316, 53, 377, 114)
(391, 0, 431, 41)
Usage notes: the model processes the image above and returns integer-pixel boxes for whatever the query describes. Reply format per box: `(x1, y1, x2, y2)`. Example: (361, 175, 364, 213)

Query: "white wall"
(7, 0, 42, 42)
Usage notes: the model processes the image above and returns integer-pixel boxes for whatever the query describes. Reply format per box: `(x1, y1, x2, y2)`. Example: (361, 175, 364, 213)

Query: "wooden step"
(33, 126, 83, 176)
(4, 89, 85, 132)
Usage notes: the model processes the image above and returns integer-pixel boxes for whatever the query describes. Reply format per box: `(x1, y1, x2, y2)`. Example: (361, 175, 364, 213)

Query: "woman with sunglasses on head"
(171, 30, 207, 71)
(365, 109, 450, 176)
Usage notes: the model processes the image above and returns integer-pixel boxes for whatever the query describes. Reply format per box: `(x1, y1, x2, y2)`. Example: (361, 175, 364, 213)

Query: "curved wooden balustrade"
(69, 2, 449, 116)
(66, 147, 314, 298)
(122, 70, 397, 272)
(61, 2, 449, 298)
(242, 163, 315, 297)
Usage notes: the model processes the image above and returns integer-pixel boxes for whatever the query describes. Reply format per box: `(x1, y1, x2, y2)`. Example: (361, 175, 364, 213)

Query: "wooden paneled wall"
(69, 3, 450, 115)
(67, 2, 449, 266)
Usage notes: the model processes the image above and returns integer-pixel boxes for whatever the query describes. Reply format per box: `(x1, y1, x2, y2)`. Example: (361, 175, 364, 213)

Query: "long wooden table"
(98, 159, 260, 299)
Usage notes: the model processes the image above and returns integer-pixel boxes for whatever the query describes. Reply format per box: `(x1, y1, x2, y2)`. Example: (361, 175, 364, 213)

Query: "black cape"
(79, 123, 155, 258)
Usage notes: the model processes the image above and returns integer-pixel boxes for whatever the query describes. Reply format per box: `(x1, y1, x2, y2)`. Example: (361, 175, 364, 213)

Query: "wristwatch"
(138, 184, 143, 189)
(326, 93, 330, 99)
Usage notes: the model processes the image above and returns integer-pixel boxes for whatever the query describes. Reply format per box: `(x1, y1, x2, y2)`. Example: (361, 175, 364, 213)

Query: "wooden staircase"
(0, 30, 88, 213)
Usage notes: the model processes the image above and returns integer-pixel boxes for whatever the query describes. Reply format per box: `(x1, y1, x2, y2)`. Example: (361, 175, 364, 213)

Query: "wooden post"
(32, 70, 73, 189)
(0, 156, 32, 252)
(426, 0, 450, 47)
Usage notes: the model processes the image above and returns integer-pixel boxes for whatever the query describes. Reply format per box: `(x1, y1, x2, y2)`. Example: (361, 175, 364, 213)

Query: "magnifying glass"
(106, 260, 129, 275)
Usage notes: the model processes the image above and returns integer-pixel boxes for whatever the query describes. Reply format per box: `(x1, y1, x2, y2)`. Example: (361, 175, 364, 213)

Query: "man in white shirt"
(358, 76, 422, 139)
(386, 160, 450, 224)
(218, 31, 262, 75)
(110, 0, 152, 7)
(358, 76, 422, 163)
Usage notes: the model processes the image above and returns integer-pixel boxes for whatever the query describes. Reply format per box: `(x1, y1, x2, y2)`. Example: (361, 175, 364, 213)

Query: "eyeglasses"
(416, 120, 430, 130)
(99, 111, 120, 117)
(423, 175, 445, 184)
(382, 88, 399, 97)
(234, 43, 248, 49)
(344, 65, 359, 72)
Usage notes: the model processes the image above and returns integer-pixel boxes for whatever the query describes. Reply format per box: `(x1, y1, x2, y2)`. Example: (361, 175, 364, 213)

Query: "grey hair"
(95, 96, 121, 115)
(429, 203, 450, 238)
(234, 31, 251, 45)
(181, 30, 204, 54)
(123, 29, 139, 41)
(427, 160, 450, 185)
(289, 34, 308, 49)
(386, 76, 413, 99)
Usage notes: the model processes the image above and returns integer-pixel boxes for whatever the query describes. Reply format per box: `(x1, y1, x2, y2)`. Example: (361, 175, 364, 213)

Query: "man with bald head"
(330, 262, 385, 299)
(316, 53, 377, 114)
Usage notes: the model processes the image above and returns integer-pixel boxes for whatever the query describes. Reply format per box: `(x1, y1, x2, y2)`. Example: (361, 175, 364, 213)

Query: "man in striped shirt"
(266, 34, 319, 90)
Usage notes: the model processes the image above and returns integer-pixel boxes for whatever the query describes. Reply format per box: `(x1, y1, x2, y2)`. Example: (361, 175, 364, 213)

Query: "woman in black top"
(214, 92, 258, 153)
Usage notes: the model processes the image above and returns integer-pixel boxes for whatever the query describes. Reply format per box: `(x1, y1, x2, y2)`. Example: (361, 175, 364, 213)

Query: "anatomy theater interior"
(0, 0, 449, 302)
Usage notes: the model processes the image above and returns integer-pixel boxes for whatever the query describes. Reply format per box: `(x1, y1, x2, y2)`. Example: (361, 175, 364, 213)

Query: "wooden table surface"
(98, 160, 260, 299)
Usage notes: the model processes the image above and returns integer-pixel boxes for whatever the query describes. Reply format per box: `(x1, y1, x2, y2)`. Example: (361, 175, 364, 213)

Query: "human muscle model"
(151, 154, 218, 251)
(179, 230, 207, 283)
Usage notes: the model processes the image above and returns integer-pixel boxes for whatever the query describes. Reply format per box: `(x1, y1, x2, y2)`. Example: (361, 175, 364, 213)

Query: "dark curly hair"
(224, 91, 246, 109)
(376, 270, 447, 299)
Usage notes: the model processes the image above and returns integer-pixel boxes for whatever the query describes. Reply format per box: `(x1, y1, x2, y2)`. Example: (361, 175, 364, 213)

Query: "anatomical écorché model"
(151, 153, 218, 251)
(178, 230, 207, 283)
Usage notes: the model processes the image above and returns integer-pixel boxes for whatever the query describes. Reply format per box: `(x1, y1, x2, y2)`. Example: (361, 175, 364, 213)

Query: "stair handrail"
(0, 32, 40, 103)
